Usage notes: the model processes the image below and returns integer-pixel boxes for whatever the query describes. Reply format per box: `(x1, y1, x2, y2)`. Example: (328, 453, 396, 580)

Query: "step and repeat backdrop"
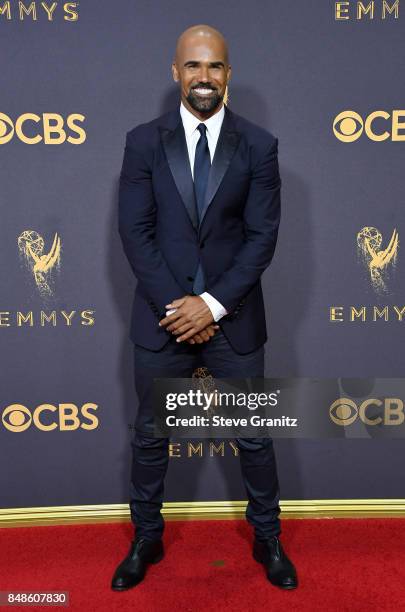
(1, 0, 404, 509)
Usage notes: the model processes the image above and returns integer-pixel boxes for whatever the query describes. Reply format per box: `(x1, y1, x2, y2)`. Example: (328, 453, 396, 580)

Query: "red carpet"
(1, 518, 405, 611)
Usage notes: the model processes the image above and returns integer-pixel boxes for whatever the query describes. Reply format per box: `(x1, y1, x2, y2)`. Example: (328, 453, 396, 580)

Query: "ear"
(227, 64, 232, 83)
(172, 62, 179, 82)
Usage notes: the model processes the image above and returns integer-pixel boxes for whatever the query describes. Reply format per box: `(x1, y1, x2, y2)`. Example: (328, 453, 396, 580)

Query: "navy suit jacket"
(118, 104, 281, 354)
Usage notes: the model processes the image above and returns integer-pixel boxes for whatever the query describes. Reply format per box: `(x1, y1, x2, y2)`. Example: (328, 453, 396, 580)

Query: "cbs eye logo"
(2, 403, 98, 432)
(329, 398, 404, 426)
(0, 112, 86, 145)
(333, 110, 405, 142)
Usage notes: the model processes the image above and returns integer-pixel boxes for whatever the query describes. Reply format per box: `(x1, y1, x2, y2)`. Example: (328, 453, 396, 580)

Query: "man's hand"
(186, 323, 220, 344)
(159, 295, 215, 342)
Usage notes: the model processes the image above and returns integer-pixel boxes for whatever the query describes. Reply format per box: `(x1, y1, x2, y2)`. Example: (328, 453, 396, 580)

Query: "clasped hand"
(158, 295, 219, 344)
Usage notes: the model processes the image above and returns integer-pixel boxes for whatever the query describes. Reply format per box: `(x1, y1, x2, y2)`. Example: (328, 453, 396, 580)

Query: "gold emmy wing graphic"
(357, 227, 399, 294)
(17, 231, 61, 297)
(192, 367, 220, 418)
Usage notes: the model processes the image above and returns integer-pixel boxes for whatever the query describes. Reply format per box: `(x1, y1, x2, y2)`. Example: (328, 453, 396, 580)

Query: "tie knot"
(197, 123, 207, 137)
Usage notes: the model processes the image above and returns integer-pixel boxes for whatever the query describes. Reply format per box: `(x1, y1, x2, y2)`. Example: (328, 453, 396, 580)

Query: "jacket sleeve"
(207, 137, 281, 313)
(118, 129, 186, 316)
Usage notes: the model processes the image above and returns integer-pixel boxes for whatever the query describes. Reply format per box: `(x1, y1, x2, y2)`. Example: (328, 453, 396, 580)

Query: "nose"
(198, 65, 209, 82)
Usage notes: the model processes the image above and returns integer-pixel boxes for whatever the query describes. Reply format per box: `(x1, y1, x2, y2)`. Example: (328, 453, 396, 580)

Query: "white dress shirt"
(165, 102, 228, 322)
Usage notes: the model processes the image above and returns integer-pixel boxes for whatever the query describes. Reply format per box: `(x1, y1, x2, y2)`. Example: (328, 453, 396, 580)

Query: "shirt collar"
(180, 100, 225, 139)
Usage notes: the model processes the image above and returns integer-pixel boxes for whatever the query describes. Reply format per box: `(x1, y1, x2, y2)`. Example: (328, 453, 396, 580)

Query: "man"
(112, 24, 298, 591)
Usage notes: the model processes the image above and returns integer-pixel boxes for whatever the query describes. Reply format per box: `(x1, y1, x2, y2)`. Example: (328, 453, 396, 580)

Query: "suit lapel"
(159, 114, 198, 231)
(159, 105, 241, 231)
(199, 107, 241, 226)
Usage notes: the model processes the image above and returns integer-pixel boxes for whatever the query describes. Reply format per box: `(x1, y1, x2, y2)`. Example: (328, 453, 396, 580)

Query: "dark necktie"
(192, 123, 211, 294)
(193, 123, 211, 222)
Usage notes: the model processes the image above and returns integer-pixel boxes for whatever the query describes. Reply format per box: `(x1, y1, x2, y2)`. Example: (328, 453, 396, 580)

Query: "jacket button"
(200, 241, 205, 248)
(187, 275, 194, 281)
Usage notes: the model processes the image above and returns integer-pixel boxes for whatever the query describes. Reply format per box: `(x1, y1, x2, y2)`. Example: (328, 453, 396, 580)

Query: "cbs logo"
(2, 403, 98, 432)
(0, 112, 86, 145)
(333, 110, 405, 142)
(329, 398, 404, 426)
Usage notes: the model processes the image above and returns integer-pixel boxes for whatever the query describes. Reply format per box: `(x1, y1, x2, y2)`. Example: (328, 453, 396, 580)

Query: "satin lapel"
(159, 121, 198, 231)
(199, 109, 241, 227)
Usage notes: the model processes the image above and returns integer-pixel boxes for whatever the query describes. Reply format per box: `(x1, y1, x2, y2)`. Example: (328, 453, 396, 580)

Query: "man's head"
(172, 25, 231, 119)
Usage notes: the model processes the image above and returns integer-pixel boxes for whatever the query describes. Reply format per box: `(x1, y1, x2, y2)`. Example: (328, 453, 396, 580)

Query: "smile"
(193, 88, 215, 95)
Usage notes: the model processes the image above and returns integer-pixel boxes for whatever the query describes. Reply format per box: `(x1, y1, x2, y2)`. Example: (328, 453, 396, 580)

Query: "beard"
(186, 86, 223, 114)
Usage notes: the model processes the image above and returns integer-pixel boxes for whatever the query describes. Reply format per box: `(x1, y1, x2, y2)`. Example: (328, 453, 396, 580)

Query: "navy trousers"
(130, 327, 281, 542)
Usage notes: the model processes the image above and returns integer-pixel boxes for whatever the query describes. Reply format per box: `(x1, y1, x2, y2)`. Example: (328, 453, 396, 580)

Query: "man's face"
(172, 34, 231, 116)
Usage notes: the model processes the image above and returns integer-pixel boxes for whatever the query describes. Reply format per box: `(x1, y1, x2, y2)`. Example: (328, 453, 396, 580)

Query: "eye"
(333, 111, 363, 142)
(2, 404, 32, 432)
(0, 113, 15, 145)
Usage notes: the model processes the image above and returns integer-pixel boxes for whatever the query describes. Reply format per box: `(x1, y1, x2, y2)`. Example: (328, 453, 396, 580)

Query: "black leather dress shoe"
(111, 537, 164, 591)
(253, 536, 298, 589)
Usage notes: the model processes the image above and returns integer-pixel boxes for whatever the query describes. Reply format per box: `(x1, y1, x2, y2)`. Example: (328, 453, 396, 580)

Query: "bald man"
(112, 24, 298, 591)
